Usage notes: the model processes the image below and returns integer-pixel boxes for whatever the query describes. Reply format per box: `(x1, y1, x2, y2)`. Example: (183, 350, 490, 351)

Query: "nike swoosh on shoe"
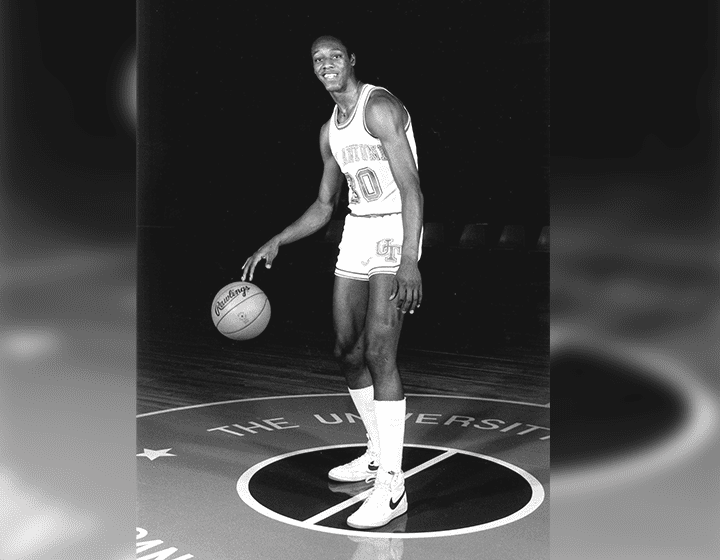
(389, 490, 406, 510)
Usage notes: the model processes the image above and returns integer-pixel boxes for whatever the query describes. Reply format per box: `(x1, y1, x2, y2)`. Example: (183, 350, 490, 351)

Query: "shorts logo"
(376, 238, 402, 263)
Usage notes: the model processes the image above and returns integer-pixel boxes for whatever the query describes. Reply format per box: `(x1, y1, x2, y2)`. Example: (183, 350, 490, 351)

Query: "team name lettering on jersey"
(340, 144, 388, 166)
(328, 84, 417, 216)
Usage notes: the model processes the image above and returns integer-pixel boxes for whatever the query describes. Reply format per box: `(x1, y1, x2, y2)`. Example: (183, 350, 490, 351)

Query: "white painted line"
(137, 393, 550, 418)
(303, 450, 458, 525)
(302, 488, 368, 525)
(403, 449, 457, 477)
(136, 394, 349, 417)
(405, 394, 549, 408)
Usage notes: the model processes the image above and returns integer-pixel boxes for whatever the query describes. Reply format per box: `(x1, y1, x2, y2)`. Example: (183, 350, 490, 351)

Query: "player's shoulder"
(367, 86, 403, 113)
(365, 86, 407, 131)
(319, 118, 333, 139)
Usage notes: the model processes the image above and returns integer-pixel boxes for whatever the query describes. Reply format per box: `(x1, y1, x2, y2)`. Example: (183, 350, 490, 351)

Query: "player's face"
(311, 40, 355, 92)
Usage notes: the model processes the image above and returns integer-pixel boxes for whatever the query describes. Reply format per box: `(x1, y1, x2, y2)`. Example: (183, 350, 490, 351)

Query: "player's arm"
(242, 122, 344, 281)
(366, 91, 424, 314)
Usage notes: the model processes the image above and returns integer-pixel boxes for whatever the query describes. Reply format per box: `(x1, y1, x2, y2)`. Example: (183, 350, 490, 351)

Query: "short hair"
(310, 34, 357, 58)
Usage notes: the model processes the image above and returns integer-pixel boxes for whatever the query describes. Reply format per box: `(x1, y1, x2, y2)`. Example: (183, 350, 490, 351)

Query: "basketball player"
(241, 35, 423, 530)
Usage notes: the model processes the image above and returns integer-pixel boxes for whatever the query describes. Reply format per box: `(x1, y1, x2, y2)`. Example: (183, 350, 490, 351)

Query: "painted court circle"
(137, 394, 549, 559)
(237, 443, 545, 538)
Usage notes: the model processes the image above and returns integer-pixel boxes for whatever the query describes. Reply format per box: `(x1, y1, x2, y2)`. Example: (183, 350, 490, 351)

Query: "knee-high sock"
(348, 386, 380, 456)
(374, 398, 406, 473)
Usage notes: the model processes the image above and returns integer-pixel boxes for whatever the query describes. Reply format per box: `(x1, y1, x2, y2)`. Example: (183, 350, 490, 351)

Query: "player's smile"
(317, 67, 346, 90)
(312, 41, 353, 90)
(317, 63, 343, 85)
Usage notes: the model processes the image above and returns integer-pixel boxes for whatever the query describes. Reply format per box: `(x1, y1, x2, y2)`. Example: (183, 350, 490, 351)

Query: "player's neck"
(331, 80, 363, 118)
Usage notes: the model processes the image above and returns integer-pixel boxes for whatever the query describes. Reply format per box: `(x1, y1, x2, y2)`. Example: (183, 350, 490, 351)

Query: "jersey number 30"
(345, 168, 382, 203)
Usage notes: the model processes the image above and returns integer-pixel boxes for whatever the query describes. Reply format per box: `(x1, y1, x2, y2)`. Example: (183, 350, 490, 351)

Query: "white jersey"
(328, 84, 418, 216)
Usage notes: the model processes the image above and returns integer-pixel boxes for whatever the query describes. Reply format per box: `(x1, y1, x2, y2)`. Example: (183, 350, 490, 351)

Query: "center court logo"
(137, 394, 549, 557)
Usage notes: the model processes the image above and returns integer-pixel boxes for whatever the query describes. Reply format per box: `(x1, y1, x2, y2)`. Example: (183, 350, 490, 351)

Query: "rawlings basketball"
(211, 282, 271, 340)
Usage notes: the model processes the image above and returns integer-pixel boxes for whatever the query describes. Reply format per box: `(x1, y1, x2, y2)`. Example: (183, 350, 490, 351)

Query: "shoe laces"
(366, 470, 399, 495)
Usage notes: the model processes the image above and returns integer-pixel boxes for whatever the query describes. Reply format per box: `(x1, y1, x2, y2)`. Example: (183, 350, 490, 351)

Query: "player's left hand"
(390, 261, 422, 314)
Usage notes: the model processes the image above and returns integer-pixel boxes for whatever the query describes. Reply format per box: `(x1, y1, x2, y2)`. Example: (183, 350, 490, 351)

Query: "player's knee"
(333, 338, 363, 368)
(363, 344, 395, 374)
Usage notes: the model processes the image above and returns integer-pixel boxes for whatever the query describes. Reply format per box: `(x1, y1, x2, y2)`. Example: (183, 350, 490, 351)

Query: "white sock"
(348, 385, 380, 457)
(374, 398, 406, 474)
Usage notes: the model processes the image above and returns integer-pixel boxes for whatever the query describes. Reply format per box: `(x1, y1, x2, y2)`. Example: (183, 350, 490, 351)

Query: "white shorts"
(334, 212, 423, 281)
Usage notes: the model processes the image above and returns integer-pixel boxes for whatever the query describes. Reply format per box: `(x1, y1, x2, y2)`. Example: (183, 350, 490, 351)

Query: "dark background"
(138, 2, 549, 231)
(136, 1, 550, 358)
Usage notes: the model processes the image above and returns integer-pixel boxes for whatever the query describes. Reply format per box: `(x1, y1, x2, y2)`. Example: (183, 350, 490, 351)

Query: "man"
(241, 35, 423, 530)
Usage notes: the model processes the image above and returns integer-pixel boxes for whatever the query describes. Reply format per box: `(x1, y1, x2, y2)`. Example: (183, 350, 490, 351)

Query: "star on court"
(137, 448, 176, 461)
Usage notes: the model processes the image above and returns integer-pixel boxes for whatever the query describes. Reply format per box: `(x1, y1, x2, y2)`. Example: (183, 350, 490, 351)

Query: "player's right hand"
(241, 240, 279, 282)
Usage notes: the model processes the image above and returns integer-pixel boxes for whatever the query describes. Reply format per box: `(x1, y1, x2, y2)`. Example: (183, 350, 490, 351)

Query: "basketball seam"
(216, 293, 269, 334)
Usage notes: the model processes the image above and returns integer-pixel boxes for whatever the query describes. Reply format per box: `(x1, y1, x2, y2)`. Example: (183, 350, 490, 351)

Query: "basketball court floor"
(137, 227, 550, 560)
(137, 390, 548, 560)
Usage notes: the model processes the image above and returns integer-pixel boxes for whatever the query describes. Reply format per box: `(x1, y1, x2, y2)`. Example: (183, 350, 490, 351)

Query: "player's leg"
(347, 273, 408, 529)
(332, 276, 371, 390)
(328, 276, 381, 482)
(364, 273, 405, 401)
(365, 274, 406, 479)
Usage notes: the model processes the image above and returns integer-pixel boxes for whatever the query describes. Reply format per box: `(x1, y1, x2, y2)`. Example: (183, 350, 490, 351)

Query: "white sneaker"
(347, 469, 408, 530)
(328, 449, 380, 482)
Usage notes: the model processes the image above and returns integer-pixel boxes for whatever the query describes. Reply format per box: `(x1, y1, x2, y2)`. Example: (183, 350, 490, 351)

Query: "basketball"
(211, 281, 271, 340)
